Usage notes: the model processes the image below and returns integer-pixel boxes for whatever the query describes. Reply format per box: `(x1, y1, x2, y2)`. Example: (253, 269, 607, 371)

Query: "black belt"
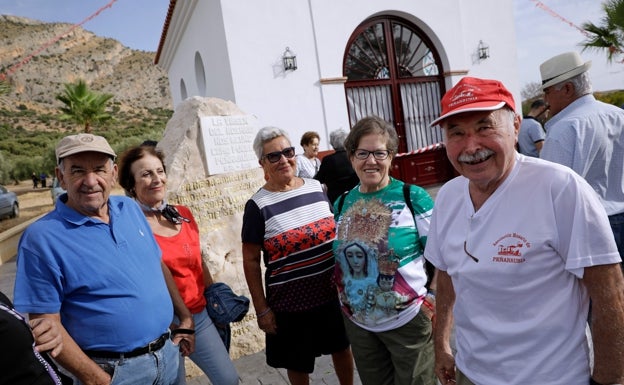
(84, 332, 170, 359)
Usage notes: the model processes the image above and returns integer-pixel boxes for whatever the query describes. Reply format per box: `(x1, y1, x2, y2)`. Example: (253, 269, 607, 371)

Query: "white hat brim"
(541, 61, 591, 89)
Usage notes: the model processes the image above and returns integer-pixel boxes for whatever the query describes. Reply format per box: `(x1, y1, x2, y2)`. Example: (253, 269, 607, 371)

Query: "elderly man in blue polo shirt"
(14, 134, 191, 385)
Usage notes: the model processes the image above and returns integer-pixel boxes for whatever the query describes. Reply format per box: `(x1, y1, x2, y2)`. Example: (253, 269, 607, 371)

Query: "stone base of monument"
(186, 360, 203, 379)
(159, 96, 268, 359)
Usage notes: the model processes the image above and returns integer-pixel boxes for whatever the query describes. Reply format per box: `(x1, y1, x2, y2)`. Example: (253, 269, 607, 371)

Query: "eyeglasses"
(463, 241, 479, 263)
(262, 147, 296, 163)
(353, 149, 391, 160)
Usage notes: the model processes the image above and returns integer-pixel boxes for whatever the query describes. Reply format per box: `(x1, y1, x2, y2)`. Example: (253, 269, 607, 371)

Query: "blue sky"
(1, 0, 621, 92)
(1, 0, 169, 51)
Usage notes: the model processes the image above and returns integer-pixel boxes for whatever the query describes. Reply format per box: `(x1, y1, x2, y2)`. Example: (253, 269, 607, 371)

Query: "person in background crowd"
(118, 144, 239, 385)
(31, 172, 38, 189)
(333, 116, 436, 385)
(13, 133, 185, 385)
(539, 51, 624, 268)
(40, 172, 47, 188)
(425, 76, 624, 385)
(242, 126, 354, 385)
(295, 131, 321, 178)
(517, 99, 547, 157)
(1, 290, 66, 385)
(314, 129, 359, 203)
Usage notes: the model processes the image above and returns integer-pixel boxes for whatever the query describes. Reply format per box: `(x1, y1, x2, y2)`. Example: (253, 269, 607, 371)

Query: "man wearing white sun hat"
(540, 52, 624, 269)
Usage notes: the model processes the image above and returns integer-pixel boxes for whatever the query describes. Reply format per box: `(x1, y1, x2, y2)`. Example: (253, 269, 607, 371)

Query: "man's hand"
(435, 348, 457, 384)
(30, 317, 63, 357)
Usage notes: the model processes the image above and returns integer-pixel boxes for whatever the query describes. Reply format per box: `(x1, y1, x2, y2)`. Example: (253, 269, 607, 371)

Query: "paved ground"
(0, 183, 443, 385)
(189, 352, 361, 385)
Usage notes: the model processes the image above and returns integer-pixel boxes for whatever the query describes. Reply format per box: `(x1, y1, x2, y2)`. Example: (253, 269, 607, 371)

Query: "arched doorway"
(343, 16, 453, 185)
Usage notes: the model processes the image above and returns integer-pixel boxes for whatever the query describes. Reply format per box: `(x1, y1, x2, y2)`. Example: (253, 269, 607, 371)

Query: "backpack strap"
(403, 183, 435, 289)
(403, 183, 415, 217)
(336, 190, 349, 217)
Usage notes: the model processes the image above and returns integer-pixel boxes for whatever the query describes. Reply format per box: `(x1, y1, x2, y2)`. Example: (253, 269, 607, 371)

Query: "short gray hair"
(553, 71, 592, 97)
(253, 126, 291, 160)
(329, 129, 348, 150)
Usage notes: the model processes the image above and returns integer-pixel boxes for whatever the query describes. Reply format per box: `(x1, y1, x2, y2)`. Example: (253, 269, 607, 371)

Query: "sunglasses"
(262, 147, 296, 163)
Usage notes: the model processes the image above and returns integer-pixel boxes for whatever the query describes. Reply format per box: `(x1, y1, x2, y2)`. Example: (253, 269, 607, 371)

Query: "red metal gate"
(343, 16, 454, 186)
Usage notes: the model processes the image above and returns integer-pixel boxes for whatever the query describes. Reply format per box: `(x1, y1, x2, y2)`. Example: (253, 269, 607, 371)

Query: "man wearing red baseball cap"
(425, 77, 624, 385)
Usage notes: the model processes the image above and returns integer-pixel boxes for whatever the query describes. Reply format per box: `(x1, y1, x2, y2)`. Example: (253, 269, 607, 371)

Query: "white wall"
(158, 0, 519, 153)
(220, 1, 328, 152)
(161, 1, 236, 106)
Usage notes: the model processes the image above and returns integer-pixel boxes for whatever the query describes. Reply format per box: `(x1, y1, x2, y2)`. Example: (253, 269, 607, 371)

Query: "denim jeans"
(75, 338, 179, 385)
(174, 309, 239, 385)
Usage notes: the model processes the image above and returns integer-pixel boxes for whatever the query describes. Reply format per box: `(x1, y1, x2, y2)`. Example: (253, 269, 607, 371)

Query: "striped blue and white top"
(242, 179, 338, 312)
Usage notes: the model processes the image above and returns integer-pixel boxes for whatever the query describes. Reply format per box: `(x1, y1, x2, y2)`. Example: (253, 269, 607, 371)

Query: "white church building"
(155, 0, 520, 186)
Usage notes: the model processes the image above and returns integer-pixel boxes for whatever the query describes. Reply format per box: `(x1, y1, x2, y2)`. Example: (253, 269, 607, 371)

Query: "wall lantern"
(478, 40, 490, 60)
(282, 47, 297, 71)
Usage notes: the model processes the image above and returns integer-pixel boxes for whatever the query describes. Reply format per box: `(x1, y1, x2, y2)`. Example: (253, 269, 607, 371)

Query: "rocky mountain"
(0, 15, 172, 125)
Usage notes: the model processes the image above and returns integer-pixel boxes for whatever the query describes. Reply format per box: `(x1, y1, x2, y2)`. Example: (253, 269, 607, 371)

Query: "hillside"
(0, 15, 171, 115)
(0, 15, 173, 182)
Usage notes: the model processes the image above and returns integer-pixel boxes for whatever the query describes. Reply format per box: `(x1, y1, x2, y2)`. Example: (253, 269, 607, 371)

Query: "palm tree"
(56, 79, 114, 133)
(581, 0, 624, 63)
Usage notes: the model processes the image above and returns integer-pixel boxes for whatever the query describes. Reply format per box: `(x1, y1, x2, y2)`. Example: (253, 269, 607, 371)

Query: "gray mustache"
(458, 149, 495, 163)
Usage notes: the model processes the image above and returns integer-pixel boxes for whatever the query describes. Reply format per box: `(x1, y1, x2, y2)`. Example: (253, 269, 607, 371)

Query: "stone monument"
(158, 96, 266, 360)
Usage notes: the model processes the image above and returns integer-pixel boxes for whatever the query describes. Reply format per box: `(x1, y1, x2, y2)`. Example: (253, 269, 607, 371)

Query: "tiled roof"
(154, 0, 177, 64)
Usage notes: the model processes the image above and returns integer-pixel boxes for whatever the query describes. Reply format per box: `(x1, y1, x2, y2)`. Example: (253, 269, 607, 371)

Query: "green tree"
(581, 0, 624, 63)
(56, 79, 114, 133)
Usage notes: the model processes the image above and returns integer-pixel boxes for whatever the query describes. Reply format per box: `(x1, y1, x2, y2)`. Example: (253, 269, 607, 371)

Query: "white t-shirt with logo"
(425, 154, 620, 385)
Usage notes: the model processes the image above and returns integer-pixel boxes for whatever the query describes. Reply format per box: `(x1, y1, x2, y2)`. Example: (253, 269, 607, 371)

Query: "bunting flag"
(394, 142, 444, 159)
(530, 0, 623, 62)
(530, 0, 592, 38)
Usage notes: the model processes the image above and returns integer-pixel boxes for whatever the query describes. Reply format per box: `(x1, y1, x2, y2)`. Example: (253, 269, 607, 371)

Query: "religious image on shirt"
(335, 198, 409, 325)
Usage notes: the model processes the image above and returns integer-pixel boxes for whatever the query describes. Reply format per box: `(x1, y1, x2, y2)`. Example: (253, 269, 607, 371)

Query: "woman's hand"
(421, 293, 436, 323)
(256, 308, 277, 334)
(171, 325, 196, 356)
